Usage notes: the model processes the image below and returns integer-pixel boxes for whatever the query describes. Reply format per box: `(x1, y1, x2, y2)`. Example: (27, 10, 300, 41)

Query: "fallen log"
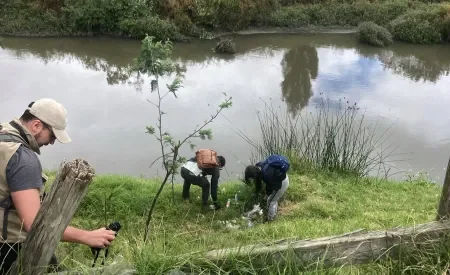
(205, 219, 450, 268)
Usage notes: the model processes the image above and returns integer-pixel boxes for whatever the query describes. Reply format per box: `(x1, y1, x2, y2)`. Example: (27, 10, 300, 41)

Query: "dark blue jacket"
(255, 162, 287, 195)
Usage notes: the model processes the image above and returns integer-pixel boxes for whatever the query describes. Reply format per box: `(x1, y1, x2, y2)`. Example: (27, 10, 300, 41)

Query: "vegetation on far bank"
(357, 21, 393, 47)
(1, 0, 450, 44)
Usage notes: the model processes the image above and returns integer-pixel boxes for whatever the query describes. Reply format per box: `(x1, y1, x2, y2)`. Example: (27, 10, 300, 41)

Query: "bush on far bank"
(357, 21, 393, 47)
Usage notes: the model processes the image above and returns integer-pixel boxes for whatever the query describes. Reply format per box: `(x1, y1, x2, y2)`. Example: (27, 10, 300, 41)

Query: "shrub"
(119, 16, 182, 41)
(172, 10, 194, 35)
(216, 0, 257, 31)
(439, 3, 450, 41)
(189, 0, 220, 28)
(189, 0, 275, 31)
(357, 21, 393, 47)
(264, 5, 311, 27)
(389, 6, 448, 43)
(331, 1, 410, 26)
(261, 1, 410, 28)
(0, 1, 62, 35)
(61, 0, 149, 34)
(215, 38, 236, 54)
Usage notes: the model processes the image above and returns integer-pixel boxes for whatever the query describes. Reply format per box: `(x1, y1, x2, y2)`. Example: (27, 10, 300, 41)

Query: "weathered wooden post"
(437, 158, 450, 221)
(10, 158, 95, 275)
(204, 220, 450, 269)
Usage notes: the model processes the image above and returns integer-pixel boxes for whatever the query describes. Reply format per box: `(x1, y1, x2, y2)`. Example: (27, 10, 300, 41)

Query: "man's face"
(27, 119, 56, 147)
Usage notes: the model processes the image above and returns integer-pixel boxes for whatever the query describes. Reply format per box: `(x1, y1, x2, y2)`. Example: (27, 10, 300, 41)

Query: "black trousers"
(181, 167, 212, 205)
(0, 243, 60, 274)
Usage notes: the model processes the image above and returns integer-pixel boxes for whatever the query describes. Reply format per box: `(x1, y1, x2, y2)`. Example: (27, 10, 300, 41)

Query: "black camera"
(91, 221, 121, 267)
(107, 221, 121, 233)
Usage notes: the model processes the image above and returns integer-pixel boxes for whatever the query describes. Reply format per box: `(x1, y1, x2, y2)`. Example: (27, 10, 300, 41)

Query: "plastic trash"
(247, 220, 253, 228)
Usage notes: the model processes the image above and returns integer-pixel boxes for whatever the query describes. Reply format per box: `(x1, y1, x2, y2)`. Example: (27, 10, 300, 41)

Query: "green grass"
(41, 169, 443, 274)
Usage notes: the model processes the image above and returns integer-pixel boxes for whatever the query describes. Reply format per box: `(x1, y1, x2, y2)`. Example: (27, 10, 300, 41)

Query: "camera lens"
(107, 222, 121, 232)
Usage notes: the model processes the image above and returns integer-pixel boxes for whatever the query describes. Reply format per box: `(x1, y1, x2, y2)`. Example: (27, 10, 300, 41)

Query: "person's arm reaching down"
(11, 190, 115, 248)
(7, 147, 115, 249)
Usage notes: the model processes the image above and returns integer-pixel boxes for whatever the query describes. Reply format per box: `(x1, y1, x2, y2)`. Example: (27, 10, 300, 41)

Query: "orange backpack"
(196, 149, 219, 169)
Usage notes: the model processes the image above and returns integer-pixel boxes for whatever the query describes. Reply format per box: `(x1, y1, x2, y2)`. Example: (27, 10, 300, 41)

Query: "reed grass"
(237, 97, 404, 179)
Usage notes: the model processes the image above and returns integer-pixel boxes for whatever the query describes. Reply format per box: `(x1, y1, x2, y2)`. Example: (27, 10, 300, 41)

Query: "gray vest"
(0, 120, 46, 243)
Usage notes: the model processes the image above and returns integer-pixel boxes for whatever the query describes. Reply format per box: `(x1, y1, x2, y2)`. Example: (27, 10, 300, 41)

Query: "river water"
(1, 33, 450, 183)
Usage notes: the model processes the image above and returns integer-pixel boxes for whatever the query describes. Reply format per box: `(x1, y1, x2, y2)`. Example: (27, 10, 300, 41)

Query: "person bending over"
(181, 150, 226, 210)
(244, 154, 290, 222)
(0, 99, 116, 274)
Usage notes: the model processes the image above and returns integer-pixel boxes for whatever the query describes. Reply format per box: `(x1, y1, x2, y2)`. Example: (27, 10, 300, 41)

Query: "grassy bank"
(0, 0, 449, 44)
(44, 168, 444, 274)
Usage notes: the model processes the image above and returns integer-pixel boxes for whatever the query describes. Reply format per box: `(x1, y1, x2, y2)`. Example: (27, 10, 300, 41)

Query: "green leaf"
(166, 76, 183, 98)
(199, 129, 213, 140)
(219, 98, 233, 109)
(177, 157, 187, 164)
(146, 126, 156, 135)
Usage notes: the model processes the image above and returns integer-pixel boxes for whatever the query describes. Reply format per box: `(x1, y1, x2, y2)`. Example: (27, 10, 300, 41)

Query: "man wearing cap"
(0, 99, 116, 274)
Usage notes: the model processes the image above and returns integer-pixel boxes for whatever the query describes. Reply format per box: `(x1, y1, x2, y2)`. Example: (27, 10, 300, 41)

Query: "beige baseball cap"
(27, 98, 72, 144)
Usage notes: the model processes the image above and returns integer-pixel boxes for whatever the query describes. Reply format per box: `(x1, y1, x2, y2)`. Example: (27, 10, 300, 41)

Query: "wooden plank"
(205, 220, 450, 268)
(437, 158, 450, 220)
(10, 159, 95, 275)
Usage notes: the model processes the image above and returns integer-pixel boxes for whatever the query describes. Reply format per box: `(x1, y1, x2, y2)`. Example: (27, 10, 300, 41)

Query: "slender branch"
(155, 78, 168, 172)
(179, 98, 232, 148)
(146, 99, 158, 108)
(144, 73, 170, 242)
(161, 91, 172, 100)
(149, 154, 170, 169)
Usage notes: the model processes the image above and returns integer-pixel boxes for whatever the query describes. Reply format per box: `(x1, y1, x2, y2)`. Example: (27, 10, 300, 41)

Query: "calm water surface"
(1, 34, 450, 183)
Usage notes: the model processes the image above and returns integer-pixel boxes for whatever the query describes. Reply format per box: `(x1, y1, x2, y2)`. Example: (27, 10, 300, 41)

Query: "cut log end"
(61, 158, 95, 183)
(74, 158, 95, 180)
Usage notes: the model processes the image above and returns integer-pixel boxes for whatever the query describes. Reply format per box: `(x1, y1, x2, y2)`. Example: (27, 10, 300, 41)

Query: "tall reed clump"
(239, 97, 399, 178)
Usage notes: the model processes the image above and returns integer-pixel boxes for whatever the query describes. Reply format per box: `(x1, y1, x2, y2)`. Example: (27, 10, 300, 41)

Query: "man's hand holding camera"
(82, 227, 117, 249)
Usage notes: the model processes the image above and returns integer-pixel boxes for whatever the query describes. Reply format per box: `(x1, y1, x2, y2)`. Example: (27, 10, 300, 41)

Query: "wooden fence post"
(437, 158, 450, 221)
(10, 158, 95, 275)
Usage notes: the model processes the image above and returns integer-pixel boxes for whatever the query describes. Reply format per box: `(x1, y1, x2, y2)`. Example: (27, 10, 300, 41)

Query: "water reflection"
(1, 34, 450, 181)
(351, 44, 450, 84)
(378, 51, 450, 83)
(280, 45, 318, 116)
